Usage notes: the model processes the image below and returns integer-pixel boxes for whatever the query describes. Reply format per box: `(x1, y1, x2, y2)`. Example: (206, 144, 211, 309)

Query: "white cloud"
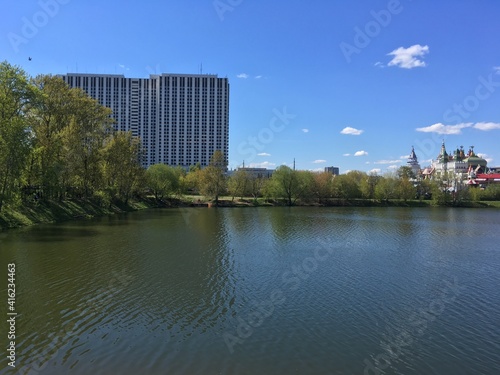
(374, 62, 385, 68)
(400, 155, 409, 159)
(248, 161, 276, 168)
(340, 126, 364, 135)
(312, 159, 326, 164)
(387, 165, 399, 170)
(473, 122, 500, 131)
(387, 44, 429, 69)
(302, 128, 309, 133)
(374, 159, 402, 165)
(255, 75, 263, 79)
(369, 168, 382, 174)
(416, 121, 500, 134)
(354, 150, 368, 156)
(343, 170, 352, 174)
(118, 64, 130, 71)
(416, 122, 472, 135)
(237, 73, 249, 79)
(495, 67, 500, 75)
(343, 153, 351, 157)
(257, 152, 271, 156)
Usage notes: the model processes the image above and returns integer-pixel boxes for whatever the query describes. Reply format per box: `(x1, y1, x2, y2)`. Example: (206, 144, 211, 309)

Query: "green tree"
(146, 164, 182, 201)
(296, 170, 315, 203)
(101, 131, 143, 203)
(397, 166, 416, 180)
(360, 174, 380, 199)
(227, 169, 249, 201)
(183, 168, 202, 194)
(62, 90, 113, 197)
(268, 166, 313, 206)
(397, 177, 416, 202)
(332, 172, 363, 200)
(198, 151, 227, 204)
(29, 75, 77, 199)
(375, 176, 398, 201)
(0, 62, 34, 211)
(311, 172, 334, 203)
(248, 175, 266, 199)
(480, 184, 500, 201)
(431, 172, 452, 205)
(189, 162, 201, 173)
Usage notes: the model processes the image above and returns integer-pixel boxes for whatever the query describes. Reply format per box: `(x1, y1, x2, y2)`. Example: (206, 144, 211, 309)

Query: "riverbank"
(1, 196, 499, 230)
(0, 198, 155, 230)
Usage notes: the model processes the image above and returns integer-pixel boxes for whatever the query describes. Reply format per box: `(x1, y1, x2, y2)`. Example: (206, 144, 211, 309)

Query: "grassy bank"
(1, 196, 499, 231)
(0, 198, 158, 230)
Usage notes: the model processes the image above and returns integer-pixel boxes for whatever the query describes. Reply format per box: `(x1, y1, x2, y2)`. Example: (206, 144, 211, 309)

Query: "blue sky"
(2, 0, 500, 173)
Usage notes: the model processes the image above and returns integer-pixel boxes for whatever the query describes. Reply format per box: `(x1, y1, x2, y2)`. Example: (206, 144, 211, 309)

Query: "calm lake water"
(1, 207, 500, 375)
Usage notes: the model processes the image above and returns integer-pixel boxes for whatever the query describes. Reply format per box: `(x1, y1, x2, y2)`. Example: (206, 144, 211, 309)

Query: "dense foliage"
(0, 62, 143, 210)
(1, 61, 498, 212)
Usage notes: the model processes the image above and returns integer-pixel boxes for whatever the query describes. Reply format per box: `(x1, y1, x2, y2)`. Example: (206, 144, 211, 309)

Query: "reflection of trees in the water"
(0, 221, 145, 372)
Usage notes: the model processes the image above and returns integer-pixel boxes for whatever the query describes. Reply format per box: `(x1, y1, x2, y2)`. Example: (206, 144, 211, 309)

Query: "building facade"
(431, 142, 487, 180)
(59, 73, 229, 169)
(324, 166, 340, 176)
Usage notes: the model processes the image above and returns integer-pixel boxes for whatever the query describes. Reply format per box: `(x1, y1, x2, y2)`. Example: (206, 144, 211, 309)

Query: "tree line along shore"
(1, 61, 500, 230)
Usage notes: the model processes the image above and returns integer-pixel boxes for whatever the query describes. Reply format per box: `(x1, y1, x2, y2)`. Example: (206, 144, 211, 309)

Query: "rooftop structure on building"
(406, 146, 421, 178)
(59, 72, 229, 169)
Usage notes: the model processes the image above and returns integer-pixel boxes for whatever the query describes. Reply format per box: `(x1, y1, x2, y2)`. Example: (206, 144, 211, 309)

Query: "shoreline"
(1, 197, 499, 231)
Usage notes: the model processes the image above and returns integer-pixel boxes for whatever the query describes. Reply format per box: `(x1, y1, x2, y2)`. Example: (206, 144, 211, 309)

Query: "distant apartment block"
(59, 73, 229, 169)
(324, 166, 340, 175)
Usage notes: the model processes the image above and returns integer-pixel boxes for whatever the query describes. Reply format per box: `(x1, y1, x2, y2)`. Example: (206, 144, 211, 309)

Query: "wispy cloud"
(416, 122, 500, 134)
(473, 122, 500, 131)
(416, 122, 472, 135)
(374, 62, 385, 68)
(237, 73, 264, 79)
(312, 159, 326, 164)
(354, 150, 368, 157)
(374, 159, 402, 165)
(302, 128, 309, 133)
(257, 152, 271, 156)
(118, 64, 130, 71)
(369, 168, 382, 174)
(340, 126, 364, 135)
(343, 153, 351, 157)
(387, 44, 429, 69)
(494, 67, 500, 75)
(248, 161, 276, 168)
(387, 165, 399, 170)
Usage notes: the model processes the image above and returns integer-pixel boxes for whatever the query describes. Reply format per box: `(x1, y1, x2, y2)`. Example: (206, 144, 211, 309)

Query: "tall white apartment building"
(59, 73, 229, 169)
